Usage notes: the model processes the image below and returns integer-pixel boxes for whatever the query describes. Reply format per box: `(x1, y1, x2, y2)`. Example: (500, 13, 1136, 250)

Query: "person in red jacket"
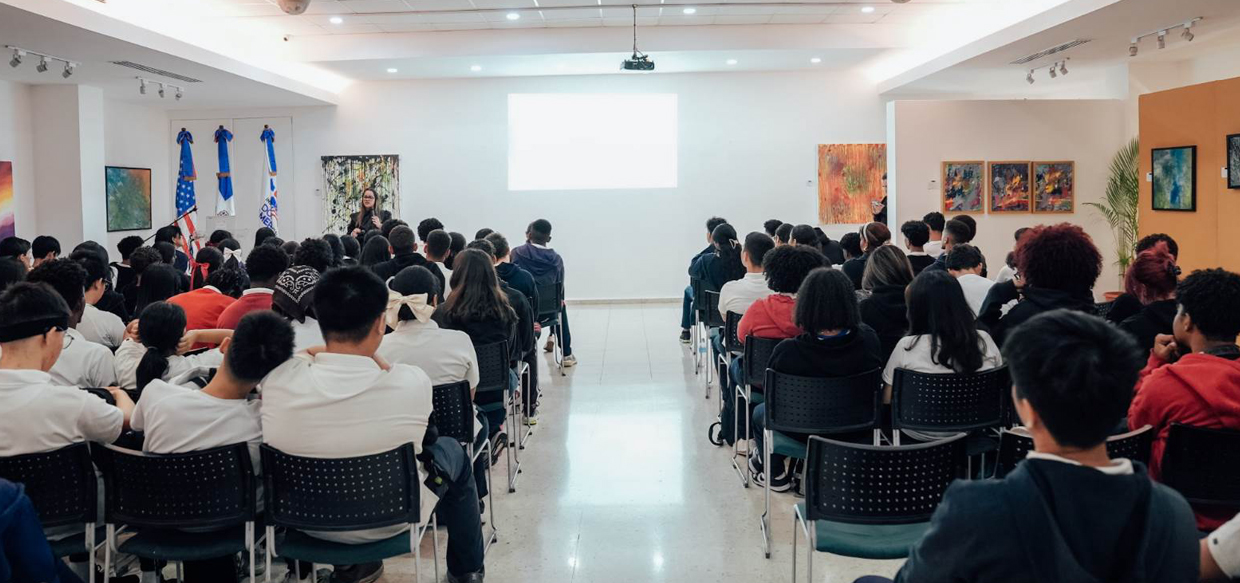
(216, 245, 289, 329)
(732, 245, 826, 390)
(168, 267, 243, 348)
(1129, 268, 1240, 531)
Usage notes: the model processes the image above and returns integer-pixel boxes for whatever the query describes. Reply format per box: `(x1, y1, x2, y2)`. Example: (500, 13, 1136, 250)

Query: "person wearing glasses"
(348, 188, 393, 239)
(23, 259, 116, 388)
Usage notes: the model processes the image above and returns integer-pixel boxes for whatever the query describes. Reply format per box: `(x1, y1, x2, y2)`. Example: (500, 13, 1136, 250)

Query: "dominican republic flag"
(214, 125, 235, 217)
(259, 125, 279, 233)
(175, 129, 201, 258)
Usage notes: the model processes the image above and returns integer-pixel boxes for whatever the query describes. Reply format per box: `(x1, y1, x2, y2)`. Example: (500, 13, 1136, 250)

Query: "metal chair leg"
(247, 521, 256, 583)
(432, 514, 441, 583)
(85, 522, 95, 583)
(103, 524, 113, 582)
(176, 559, 184, 582)
(761, 428, 772, 559)
(729, 377, 752, 488)
(265, 526, 274, 583)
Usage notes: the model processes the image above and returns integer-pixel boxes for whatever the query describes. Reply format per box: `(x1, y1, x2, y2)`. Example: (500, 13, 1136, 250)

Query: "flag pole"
(141, 205, 199, 243)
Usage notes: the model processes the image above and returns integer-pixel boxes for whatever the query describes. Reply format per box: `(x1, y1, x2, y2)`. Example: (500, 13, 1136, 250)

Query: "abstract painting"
(988, 161, 1032, 213)
(0, 161, 12, 241)
(322, 155, 401, 235)
(941, 161, 985, 213)
(1228, 134, 1240, 190)
(1152, 146, 1196, 211)
(105, 166, 152, 232)
(817, 144, 886, 224)
(1033, 161, 1075, 213)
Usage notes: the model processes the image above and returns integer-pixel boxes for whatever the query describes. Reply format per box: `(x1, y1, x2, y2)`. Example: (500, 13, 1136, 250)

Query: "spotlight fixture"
(1026, 70, 1034, 84)
(1060, 60, 1068, 76)
(136, 76, 184, 100)
(9, 48, 23, 68)
(6, 46, 77, 75)
(36, 57, 48, 73)
(139, 78, 147, 95)
(1049, 64, 1057, 79)
(158, 83, 165, 98)
(175, 87, 183, 101)
(1128, 18, 1202, 57)
(506, 12, 520, 20)
(1182, 22, 1194, 41)
(62, 62, 74, 78)
(682, 7, 696, 14)
(1157, 31, 1166, 49)
(1129, 40, 1138, 57)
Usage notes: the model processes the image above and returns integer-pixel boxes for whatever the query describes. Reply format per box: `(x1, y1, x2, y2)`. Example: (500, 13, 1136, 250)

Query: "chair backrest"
(701, 291, 724, 328)
(724, 311, 743, 354)
(0, 443, 97, 528)
(994, 428, 1036, 479)
(1105, 424, 1155, 465)
(994, 425, 1157, 479)
(474, 340, 509, 395)
(261, 443, 421, 532)
(742, 335, 782, 387)
(804, 433, 967, 524)
(1160, 423, 1240, 507)
(535, 281, 563, 321)
(764, 368, 883, 435)
(891, 367, 1010, 433)
(98, 443, 255, 530)
(430, 381, 475, 445)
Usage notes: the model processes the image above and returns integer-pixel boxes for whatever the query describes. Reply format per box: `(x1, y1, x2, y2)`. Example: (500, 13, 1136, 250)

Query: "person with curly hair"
(1117, 242, 1180, 352)
(1129, 268, 1240, 531)
(738, 245, 825, 342)
(293, 237, 335, 274)
(216, 244, 290, 329)
(978, 223, 1101, 345)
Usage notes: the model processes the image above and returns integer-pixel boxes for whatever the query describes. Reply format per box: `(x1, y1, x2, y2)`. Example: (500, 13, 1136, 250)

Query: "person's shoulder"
(1147, 480, 1199, 532)
(936, 475, 1011, 520)
(387, 362, 433, 388)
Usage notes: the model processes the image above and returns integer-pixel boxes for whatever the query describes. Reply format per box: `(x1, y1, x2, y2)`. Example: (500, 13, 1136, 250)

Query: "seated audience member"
(70, 242, 128, 323)
(978, 224, 1101, 346)
(0, 256, 25, 293)
(375, 226, 445, 293)
(839, 232, 862, 262)
(922, 212, 945, 257)
(485, 232, 542, 412)
(73, 254, 126, 349)
(191, 247, 224, 290)
(1108, 233, 1181, 324)
(0, 236, 32, 269)
(280, 239, 300, 258)
(955, 214, 978, 241)
(264, 236, 285, 249)
(154, 225, 190, 272)
(154, 242, 191, 292)
(773, 223, 793, 247)
(1128, 268, 1240, 531)
(113, 235, 144, 293)
(474, 228, 494, 241)
(169, 267, 242, 345)
(994, 227, 1030, 284)
(207, 229, 233, 249)
(219, 237, 243, 265)
(322, 234, 345, 268)
(114, 302, 227, 391)
(690, 223, 746, 295)
(1118, 243, 1179, 353)
(217, 245, 289, 329)
(813, 227, 846, 265)
(293, 238, 334, 274)
(842, 222, 892, 290)
(340, 235, 361, 266)
(417, 217, 445, 245)
(920, 219, 973, 274)
(425, 229, 454, 295)
(262, 266, 486, 583)
(719, 232, 776, 317)
(380, 218, 408, 241)
(510, 219, 575, 365)
(31, 235, 60, 267)
(680, 217, 729, 343)
(360, 234, 392, 268)
(858, 245, 914, 362)
(945, 244, 993, 317)
(738, 245, 825, 342)
(272, 265, 324, 353)
(789, 224, 818, 248)
(24, 260, 116, 388)
(253, 227, 275, 249)
(749, 268, 882, 491)
(0, 477, 87, 583)
(468, 241, 538, 413)
(488, 232, 536, 315)
(883, 309, 1198, 583)
(132, 263, 183, 317)
(444, 231, 468, 271)
(900, 221, 935, 275)
(1202, 513, 1240, 582)
(763, 219, 783, 238)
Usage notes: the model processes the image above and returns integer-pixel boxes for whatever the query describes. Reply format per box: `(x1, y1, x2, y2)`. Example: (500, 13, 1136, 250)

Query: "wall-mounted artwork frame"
(1227, 134, 1240, 190)
(940, 161, 985, 214)
(105, 166, 153, 232)
(1032, 161, 1075, 213)
(1151, 146, 1197, 212)
(988, 161, 1032, 213)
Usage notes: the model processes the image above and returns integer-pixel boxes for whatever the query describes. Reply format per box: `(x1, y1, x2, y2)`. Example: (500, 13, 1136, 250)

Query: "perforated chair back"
(98, 443, 255, 530)
(764, 368, 883, 435)
(1161, 423, 1240, 507)
(742, 335, 781, 387)
(474, 340, 510, 396)
(430, 381, 476, 445)
(535, 281, 563, 322)
(701, 291, 724, 328)
(1105, 424, 1155, 465)
(261, 443, 421, 532)
(804, 433, 967, 524)
(994, 428, 1035, 478)
(891, 367, 1010, 433)
(994, 424, 1157, 479)
(0, 443, 96, 528)
(724, 312, 743, 354)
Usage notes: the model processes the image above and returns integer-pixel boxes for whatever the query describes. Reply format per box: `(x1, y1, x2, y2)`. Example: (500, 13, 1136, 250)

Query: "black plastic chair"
(792, 433, 967, 582)
(261, 443, 437, 582)
(475, 340, 521, 493)
(891, 367, 1010, 476)
(993, 424, 1155, 478)
(535, 280, 566, 376)
(97, 443, 259, 582)
(759, 368, 884, 559)
(430, 380, 497, 554)
(727, 335, 782, 490)
(0, 443, 103, 582)
(1160, 423, 1240, 509)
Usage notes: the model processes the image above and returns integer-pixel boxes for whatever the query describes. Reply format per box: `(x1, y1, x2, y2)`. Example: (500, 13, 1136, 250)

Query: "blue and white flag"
(214, 125, 235, 217)
(175, 129, 201, 257)
(259, 125, 279, 234)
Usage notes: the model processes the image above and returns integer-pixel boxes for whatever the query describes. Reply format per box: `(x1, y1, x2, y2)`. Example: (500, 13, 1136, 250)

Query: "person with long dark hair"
(114, 301, 227, 391)
(1118, 242, 1180, 353)
(133, 263, 183, 317)
(859, 245, 914, 362)
(254, 227, 276, 249)
(191, 247, 224, 290)
(360, 235, 392, 268)
(348, 188, 392, 238)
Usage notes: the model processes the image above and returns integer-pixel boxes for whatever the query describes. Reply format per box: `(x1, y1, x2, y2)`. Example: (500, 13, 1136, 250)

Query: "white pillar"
(31, 84, 107, 246)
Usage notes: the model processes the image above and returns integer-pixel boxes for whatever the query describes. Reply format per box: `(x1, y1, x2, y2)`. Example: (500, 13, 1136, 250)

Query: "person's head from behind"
(218, 311, 293, 394)
(154, 225, 183, 246)
(425, 229, 451, 262)
(861, 245, 913, 291)
(129, 246, 162, 278)
(417, 218, 444, 243)
(135, 264, 181, 314)
(900, 220, 929, 251)
(774, 223, 793, 246)
(390, 265, 442, 325)
(273, 266, 320, 323)
(445, 232, 467, 269)
(485, 232, 511, 261)
(0, 237, 31, 268)
(1124, 242, 1178, 305)
(466, 239, 496, 260)
(955, 215, 977, 241)
(1014, 227, 1031, 244)
(907, 270, 984, 373)
(710, 223, 744, 279)
(742, 232, 775, 273)
(1014, 223, 1101, 293)
(25, 259, 87, 326)
(0, 282, 70, 371)
(340, 235, 361, 260)
(321, 234, 344, 266)
(945, 244, 985, 278)
(315, 266, 389, 353)
(118, 235, 144, 263)
(294, 238, 333, 274)
(72, 241, 108, 267)
(0, 257, 26, 294)
(763, 220, 783, 238)
(858, 222, 891, 253)
(763, 245, 826, 294)
(280, 240, 299, 258)
(705, 216, 728, 243)
(389, 226, 417, 256)
(360, 235, 391, 267)
(153, 241, 176, 265)
(208, 230, 232, 248)
(1004, 310, 1142, 451)
(942, 219, 973, 250)
(135, 301, 188, 390)
(444, 249, 514, 323)
(1136, 233, 1178, 259)
(207, 266, 246, 299)
(380, 218, 406, 240)
(192, 246, 224, 289)
(794, 268, 859, 334)
(922, 212, 945, 236)
(31, 236, 60, 266)
(474, 228, 494, 241)
(1172, 268, 1240, 352)
(790, 224, 817, 248)
(73, 253, 109, 305)
(254, 227, 276, 249)
(839, 232, 862, 260)
(527, 219, 553, 245)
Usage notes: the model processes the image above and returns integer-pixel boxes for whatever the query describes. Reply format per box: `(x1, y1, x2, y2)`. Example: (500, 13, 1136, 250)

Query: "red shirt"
(216, 289, 274, 330)
(168, 287, 236, 347)
(737, 294, 802, 343)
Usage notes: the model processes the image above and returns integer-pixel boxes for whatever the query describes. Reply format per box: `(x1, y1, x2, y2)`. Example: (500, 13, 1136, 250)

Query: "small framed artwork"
(1151, 146, 1197, 212)
(105, 166, 153, 232)
(1228, 134, 1240, 189)
(988, 161, 1032, 213)
(1033, 161, 1075, 213)
(941, 161, 985, 214)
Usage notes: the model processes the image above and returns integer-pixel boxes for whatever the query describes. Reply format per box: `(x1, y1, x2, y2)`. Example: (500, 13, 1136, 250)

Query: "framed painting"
(1033, 161, 1075, 213)
(988, 161, 1032, 213)
(1151, 146, 1197, 212)
(940, 161, 985, 214)
(0, 161, 13, 240)
(322, 155, 401, 235)
(105, 166, 152, 232)
(1228, 134, 1240, 190)
(817, 144, 887, 225)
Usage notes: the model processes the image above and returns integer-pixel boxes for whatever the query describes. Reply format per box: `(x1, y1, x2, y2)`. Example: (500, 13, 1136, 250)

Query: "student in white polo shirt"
(113, 302, 228, 391)
(74, 254, 126, 349)
(25, 259, 116, 388)
(261, 266, 486, 583)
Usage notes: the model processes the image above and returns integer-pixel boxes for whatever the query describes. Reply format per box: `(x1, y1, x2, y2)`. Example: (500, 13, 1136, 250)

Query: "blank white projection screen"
(507, 94, 678, 191)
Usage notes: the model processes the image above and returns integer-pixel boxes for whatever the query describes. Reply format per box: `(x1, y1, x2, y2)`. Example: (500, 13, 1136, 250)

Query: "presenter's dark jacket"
(373, 251, 445, 301)
(894, 460, 1199, 583)
(349, 209, 393, 236)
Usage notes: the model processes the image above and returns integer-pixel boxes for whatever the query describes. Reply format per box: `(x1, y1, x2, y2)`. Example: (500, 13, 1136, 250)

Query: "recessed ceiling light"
(860, 6, 875, 13)
(329, 16, 343, 24)
(471, 64, 483, 72)
(386, 68, 398, 73)
(506, 12, 520, 20)
(726, 59, 738, 65)
(682, 7, 696, 14)
(810, 57, 822, 64)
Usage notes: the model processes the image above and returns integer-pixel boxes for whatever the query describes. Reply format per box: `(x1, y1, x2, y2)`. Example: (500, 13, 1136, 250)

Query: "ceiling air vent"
(109, 61, 202, 83)
(1010, 39, 1090, 65)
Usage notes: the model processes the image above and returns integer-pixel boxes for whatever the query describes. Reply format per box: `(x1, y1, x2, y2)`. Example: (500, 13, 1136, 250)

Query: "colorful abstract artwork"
(1152, 146, 1196, 211)
(1228, 135, 1240, 190)
(1033, 161, 1075, 213)
(988, 162, 1032, 213)
(940, 161, 985, 213)
(322, 155, 401, 235)
(817, 144, 887, 224)
(0, 161, 12, 240)
(105, 166, 152, 232)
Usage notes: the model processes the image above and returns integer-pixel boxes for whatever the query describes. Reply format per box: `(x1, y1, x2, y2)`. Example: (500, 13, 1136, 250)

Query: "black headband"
(0, 316, 69, 343)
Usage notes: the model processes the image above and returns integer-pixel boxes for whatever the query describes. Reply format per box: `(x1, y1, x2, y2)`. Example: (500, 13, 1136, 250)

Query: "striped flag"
(175, 129, 201, 259)
(214, 125, 235, 217)
(259, 125, 279, 233)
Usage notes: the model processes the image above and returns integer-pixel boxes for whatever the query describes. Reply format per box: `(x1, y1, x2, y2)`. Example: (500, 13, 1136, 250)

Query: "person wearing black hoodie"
(978, 223, 1100, 346)
(689, 223, 745, 295)
(486, 232, 542, 418)
(875, 309, 1200, 583)
(373, 226, 445, 300)
(842, 222, 892, 290)
(1106, 233, 1179, 325)
(858, 245, 913, 363)
(1118, 242, 1179, 353)
(511, 219, 578, 365)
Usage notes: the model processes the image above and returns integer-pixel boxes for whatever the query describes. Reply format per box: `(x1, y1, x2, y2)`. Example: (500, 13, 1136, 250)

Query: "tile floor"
(377, 303, 904, 583)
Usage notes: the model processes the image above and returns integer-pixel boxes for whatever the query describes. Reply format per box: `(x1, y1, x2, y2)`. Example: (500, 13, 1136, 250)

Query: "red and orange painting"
(0, 161, 13, 240)
(988, 161, 1031, 213)
(818, 144, 886, 225)
(1033, 161, 1075, 213)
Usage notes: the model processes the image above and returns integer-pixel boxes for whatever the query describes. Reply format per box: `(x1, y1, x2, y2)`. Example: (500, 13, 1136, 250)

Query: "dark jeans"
(472, 413, 490, 499)
(425, 436, 486, 577)
(681, 285, 694, 329)
(555, 305, 573, 357)
(523, 349, 539, 415)
(183, 556, 236, 582)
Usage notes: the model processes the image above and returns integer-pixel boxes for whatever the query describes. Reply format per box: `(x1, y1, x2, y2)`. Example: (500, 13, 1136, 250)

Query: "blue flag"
(214, 126, 235, 216)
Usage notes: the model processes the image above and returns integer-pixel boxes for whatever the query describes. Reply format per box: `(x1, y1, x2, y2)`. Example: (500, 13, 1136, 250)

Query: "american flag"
(175, 129, 201, 258)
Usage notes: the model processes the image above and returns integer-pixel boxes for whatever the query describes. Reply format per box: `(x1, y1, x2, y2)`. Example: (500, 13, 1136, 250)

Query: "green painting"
(106, 166, 152, 232)
(1151, 146, 1196, 212)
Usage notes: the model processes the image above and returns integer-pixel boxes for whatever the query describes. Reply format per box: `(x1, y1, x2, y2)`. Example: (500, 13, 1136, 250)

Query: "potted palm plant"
(1084, 137, 1140, 299)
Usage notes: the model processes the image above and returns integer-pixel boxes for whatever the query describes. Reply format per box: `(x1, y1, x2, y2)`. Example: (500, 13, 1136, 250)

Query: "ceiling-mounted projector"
(623, 53, 654, 71)
(277, 0, 312, 15)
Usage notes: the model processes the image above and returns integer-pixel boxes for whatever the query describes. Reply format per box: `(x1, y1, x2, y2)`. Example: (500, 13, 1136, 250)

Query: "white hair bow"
(386, 290, 435, 328)
(222, 248, 243, 264)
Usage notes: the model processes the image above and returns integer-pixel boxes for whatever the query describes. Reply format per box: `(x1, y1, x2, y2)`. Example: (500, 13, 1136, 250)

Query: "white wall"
(0, 80, 35, 239)
(102, 99, 170, 252)
(169, 69, 887, 300)
(889, 99, 1128, 296)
